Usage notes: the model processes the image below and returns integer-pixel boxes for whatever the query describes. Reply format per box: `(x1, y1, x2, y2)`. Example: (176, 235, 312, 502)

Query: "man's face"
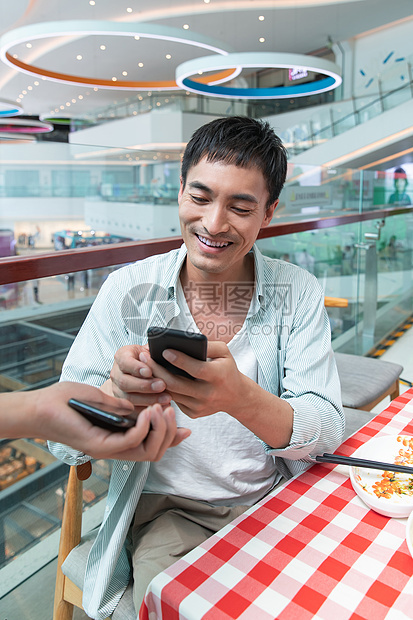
(178, 157, 277, 282)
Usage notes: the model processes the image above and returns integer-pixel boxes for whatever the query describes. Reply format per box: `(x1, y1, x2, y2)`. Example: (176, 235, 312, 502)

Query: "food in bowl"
(350, 435, 413, 518)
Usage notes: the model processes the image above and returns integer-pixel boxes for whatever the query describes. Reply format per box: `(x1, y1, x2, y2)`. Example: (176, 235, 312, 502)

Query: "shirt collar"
(165, 243, 265, 315)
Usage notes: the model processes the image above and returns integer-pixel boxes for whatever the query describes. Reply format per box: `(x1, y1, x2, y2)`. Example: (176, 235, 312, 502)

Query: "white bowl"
(349, 434, 413, 518)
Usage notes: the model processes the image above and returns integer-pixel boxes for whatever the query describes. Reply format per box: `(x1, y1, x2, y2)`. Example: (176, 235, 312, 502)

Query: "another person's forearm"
(0, 392, 41, 439)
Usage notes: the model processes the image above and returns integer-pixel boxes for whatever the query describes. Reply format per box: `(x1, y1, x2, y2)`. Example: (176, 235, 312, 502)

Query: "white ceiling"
(0, 0, 412, 120)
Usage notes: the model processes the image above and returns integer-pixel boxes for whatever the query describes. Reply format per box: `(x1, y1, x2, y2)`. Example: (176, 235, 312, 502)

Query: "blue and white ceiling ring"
(0, 98, 23, 116)
(176, 52, 342, 99)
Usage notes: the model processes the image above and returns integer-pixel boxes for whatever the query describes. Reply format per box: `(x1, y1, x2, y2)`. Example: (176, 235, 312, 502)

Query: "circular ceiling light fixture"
(0, 98, 23, 117)
(0, 118, 53, 133)
(0, 20, 239, 91)
(176, 52, 342, 99)
(39, 114, 72, 125)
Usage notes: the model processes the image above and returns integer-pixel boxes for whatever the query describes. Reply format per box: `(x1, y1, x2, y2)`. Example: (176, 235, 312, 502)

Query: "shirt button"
(123, 464, 129, 471)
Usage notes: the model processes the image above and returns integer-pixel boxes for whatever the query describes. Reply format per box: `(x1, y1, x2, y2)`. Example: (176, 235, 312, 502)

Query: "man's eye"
(233, 206, 250, 214)
(191, 195, 208, 203)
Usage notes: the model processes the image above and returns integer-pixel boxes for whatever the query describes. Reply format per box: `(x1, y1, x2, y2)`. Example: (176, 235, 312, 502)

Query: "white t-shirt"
(143, 282, 277, 506)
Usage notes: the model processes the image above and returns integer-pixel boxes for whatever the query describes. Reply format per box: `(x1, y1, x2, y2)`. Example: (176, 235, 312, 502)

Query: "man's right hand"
(109, 344, 172, 410)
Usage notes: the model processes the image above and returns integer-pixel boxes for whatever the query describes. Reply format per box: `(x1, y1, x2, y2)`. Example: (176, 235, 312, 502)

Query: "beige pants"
(130, 494, 249, 612)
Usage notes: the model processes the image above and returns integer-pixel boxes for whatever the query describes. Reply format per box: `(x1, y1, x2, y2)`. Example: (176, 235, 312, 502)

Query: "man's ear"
(262, 200, 279, 228)
(178, 176, 184, 201)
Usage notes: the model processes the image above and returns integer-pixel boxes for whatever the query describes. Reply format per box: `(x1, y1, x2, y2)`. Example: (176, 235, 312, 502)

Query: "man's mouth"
(196, 234, 232, 248)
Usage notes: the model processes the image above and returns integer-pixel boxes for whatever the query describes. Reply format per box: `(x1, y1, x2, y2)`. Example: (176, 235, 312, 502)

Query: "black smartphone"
(147, 327, 207, 379)
(68, 398, 136, 433)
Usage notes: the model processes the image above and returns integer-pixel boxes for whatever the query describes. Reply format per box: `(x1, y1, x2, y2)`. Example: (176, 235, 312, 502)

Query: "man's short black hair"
(181, 116, 288, 208)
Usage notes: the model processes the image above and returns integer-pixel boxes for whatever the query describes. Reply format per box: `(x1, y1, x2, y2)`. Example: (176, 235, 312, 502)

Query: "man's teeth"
(198, 235, 230, 248)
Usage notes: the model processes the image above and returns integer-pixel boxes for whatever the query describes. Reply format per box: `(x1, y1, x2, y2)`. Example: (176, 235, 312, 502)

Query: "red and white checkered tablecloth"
(140, 389, 413, 620)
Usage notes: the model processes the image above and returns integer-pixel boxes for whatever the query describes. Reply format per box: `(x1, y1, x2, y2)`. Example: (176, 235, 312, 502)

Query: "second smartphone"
(147, 327, 207, 379)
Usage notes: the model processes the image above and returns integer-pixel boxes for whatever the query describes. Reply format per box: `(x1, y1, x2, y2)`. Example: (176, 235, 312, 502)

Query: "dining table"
(140, 388, 413, 619)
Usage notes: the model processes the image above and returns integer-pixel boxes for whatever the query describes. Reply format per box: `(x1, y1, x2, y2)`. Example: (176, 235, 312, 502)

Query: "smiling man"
(49, 117, 344, 620)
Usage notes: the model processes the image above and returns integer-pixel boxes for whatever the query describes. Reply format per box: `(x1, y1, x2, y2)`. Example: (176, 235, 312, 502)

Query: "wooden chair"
(52, 461, 108, 620)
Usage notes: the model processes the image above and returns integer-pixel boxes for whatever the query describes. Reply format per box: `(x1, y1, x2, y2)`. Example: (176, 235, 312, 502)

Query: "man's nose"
(202, 203, 229, 235)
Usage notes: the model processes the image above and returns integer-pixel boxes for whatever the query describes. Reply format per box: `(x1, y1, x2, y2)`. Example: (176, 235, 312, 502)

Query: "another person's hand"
(109, 344, 172, 410)
(3, 382, 190, 461)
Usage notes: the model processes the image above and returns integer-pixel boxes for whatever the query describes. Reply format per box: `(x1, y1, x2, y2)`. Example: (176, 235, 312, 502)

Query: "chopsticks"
(316, 453, 413, 475)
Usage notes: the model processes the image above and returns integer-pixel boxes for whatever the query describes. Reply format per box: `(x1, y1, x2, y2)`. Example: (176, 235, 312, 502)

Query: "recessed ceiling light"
(122, 71, 128, 76)
(89, 0, 95, 5)
(133, 110, 137, 115)
(66, 102, 71, 106)
(138, 62, 143, 67)
(26, 43, 32, 48)
(166, 54, 172, 59)
(100, 45, 106, 50)
(259, 37, 265, 43)
(72, 98, 76, 103)
(78, 95, 83, 99)
(76, 54, 83, 60)
(16, 98, 21, 102)
(28, 86, 32, 90)
(112, 77, 117, 81)
(134, 35, 140, 40)
(22, 90, 27, 94)
(93, 87, 98, 91)
(259, 15, 265, 21)
(34, 81, 39, 85)
(60, 105, 65, 110)
(126, 7, 132, 12)
(204, 0, 210, 3)
(183, 24, 189, 30)
(12, 54, 18, 59)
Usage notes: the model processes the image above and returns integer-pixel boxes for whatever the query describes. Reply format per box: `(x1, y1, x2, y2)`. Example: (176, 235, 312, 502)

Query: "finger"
(169, 426, 191, 447)
(83, 407, 153, 459)
(111, 371, 167, 396)
(159, 349, 206, 382)
(113, 344, 153, 379)
(153, 406, 180, 459)
(126, 392, 172, 408)
(140, 404, 170, 458)
(206, 340, 229, 358)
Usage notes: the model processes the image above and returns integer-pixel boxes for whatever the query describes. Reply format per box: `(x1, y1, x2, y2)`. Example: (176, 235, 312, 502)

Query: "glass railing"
(0, 140, 412, 595)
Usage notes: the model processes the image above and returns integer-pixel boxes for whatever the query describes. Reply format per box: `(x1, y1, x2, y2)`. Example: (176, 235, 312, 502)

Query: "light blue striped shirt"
(49, 243, 344, 619)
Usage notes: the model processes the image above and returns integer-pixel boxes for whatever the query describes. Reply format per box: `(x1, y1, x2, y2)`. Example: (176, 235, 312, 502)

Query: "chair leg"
(390, 381, 400, 401)
(53, 466, 84, 620)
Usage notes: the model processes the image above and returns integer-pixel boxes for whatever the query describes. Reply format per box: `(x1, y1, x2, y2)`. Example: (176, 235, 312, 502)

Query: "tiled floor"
(1, 325, 412, 620)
